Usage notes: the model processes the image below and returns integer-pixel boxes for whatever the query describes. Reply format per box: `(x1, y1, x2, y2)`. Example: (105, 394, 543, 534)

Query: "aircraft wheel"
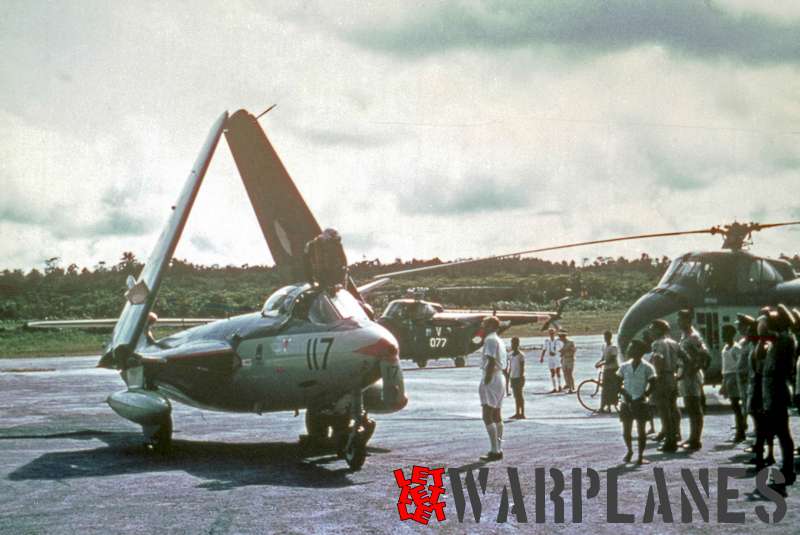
(344, 428, 368, 471)
(454, 357, 466, 368)
(417, 359, 428, 368)
(146, 416, 173, 454)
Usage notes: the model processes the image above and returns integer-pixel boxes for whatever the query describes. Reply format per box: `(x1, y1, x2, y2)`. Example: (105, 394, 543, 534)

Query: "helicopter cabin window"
(409, 302, 437, 320)
(658, 258, 682, 286)
(696, 259, 736, 294)
(737, 259, 783, 293)
(382, 302, 404, 320)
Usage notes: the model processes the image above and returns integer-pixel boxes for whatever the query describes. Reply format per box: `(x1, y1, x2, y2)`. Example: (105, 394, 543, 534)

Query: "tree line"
(3, 252, 799, 321)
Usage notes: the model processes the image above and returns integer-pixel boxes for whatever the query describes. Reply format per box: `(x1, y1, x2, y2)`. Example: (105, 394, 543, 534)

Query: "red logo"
(393, 466, 446, 525)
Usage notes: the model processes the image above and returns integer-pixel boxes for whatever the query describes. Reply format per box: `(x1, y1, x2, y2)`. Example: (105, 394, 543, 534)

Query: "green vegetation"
(0, 252, 672, 357)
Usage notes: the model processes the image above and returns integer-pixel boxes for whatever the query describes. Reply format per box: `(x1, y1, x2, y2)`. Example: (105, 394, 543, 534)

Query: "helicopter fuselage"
(617, 250, 800, 382)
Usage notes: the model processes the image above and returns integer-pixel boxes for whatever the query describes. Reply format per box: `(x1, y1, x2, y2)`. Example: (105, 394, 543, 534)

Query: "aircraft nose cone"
(617, 291, 684, 352)
(356, 325, 407, 412)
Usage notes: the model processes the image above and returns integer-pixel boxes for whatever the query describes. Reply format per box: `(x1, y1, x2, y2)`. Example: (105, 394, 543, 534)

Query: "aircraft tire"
(344, 429, 367, 471)
(454, 357, 466, 368)
(147, 416, 173, 454)
(417, 359, 428, 368)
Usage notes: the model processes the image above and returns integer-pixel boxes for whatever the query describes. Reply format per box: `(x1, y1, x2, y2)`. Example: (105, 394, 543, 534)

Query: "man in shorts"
(540, 328, 563, 393)
(559, 331, 577, 393)
(618, 339, 657, 464)
(479, 316, 507, 461)
(508, 337, 527, 419)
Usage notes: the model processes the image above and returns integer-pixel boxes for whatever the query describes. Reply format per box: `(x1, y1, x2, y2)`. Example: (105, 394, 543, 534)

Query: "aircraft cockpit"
(657, 253, 789, 295)
(380, 300, 442, 321)
(261, 284, 369, 325)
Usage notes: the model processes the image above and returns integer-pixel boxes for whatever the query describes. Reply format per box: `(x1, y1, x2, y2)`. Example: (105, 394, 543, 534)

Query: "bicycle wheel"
(577, 379, 602, 413)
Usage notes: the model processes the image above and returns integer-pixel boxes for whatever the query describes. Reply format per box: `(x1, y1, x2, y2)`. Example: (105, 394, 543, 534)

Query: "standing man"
(748, 315, 771, 471)
(540, 328, 564, 393)
(736, 314, 755, 440)
(762, 306, 796, 491)
(508, 337, 527, 419)
(595, 330, 620, 413)
(677, 309, 710, 451)
(649, 319, 682, 452)
(721, 324, 746, 443)
(617, 340, 657, 464)
(559, 331, 577, 393)
(479, 316, 507, 461)
(641, 330, 658, 435)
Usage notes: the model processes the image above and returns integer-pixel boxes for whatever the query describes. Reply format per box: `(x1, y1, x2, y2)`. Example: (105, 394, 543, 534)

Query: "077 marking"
(306, 337, 334, 370)
(429, 337, 447, 348)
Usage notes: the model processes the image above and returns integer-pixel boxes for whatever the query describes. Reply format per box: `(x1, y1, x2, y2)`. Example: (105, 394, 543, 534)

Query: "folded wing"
(106, 112, 228, 365)
(224, 110, 322, 282)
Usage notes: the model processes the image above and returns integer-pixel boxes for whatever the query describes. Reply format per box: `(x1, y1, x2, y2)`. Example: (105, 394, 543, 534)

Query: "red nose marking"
(356, 337, 399, 362)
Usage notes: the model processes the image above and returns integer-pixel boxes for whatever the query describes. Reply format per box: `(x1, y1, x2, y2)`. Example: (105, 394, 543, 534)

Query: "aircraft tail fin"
(224, 109, 322, 282)
(103, 112, 228, 369)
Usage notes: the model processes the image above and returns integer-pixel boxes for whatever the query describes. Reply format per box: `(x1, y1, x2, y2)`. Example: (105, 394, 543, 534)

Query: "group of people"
(477, 308, 800, 495)
(609, 306, 798, 495)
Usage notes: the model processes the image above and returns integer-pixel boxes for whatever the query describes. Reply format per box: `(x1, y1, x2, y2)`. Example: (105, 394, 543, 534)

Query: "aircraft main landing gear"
(454, 356, 466, 368)
(303, 409, 349, 445)
(143, 414, 173, 454)
(416, 359, 428, 368)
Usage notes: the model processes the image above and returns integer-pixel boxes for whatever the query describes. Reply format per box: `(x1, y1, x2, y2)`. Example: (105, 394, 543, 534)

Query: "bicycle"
(577, 369, 619, 413)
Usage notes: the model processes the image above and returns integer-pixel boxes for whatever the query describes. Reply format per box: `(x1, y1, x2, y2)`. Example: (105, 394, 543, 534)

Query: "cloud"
(396, 173, 533, 215)
(345, 0, 800, 65)
(189, 234, 221, 254)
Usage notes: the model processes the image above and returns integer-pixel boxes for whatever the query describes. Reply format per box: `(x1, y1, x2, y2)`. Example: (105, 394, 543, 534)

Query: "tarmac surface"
(2, 334, 800, 534)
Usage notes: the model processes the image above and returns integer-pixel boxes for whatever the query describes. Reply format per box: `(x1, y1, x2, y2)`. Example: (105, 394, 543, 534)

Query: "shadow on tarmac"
(5, 429, 379, 490)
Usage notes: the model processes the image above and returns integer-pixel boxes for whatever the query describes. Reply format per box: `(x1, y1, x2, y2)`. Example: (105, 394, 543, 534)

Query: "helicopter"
(371, 221, 800, 383)
(29, 110, 408, 470)
(372, 286, 568, 368)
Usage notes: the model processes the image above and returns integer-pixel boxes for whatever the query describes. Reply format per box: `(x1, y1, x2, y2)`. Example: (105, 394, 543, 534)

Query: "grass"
(504, 308, 628, 339)
(0, 308, 630, 358)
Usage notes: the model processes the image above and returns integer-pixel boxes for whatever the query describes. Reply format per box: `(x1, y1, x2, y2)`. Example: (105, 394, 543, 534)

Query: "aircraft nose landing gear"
(341, 388, 375, 471)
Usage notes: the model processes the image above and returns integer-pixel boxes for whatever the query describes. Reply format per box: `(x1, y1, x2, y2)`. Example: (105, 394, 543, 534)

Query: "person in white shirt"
(595, 330, 621, 412)
(617, 339, 657, 465)
(479, 316, 507, 461)
(508, 337, 526, 419)
(539, 328, 564, 393)
(721, 323, 746, 442)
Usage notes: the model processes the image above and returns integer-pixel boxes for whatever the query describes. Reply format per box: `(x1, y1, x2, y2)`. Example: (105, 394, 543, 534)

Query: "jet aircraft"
(31, 110, 408, 470)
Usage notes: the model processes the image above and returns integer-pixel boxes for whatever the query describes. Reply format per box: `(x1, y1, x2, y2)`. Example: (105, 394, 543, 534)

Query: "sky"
(2, 0, 799, 273)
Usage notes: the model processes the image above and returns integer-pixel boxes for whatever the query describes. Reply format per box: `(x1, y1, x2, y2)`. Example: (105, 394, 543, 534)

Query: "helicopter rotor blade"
(751, 220, 800, 231)
(373, 227, 717, 279)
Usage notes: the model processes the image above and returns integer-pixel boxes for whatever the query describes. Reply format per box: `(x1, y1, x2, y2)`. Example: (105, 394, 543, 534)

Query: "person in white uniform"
(540, 328, 564, 393)
(479, 316, 507, 461)
(617, 339, 657, 465)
